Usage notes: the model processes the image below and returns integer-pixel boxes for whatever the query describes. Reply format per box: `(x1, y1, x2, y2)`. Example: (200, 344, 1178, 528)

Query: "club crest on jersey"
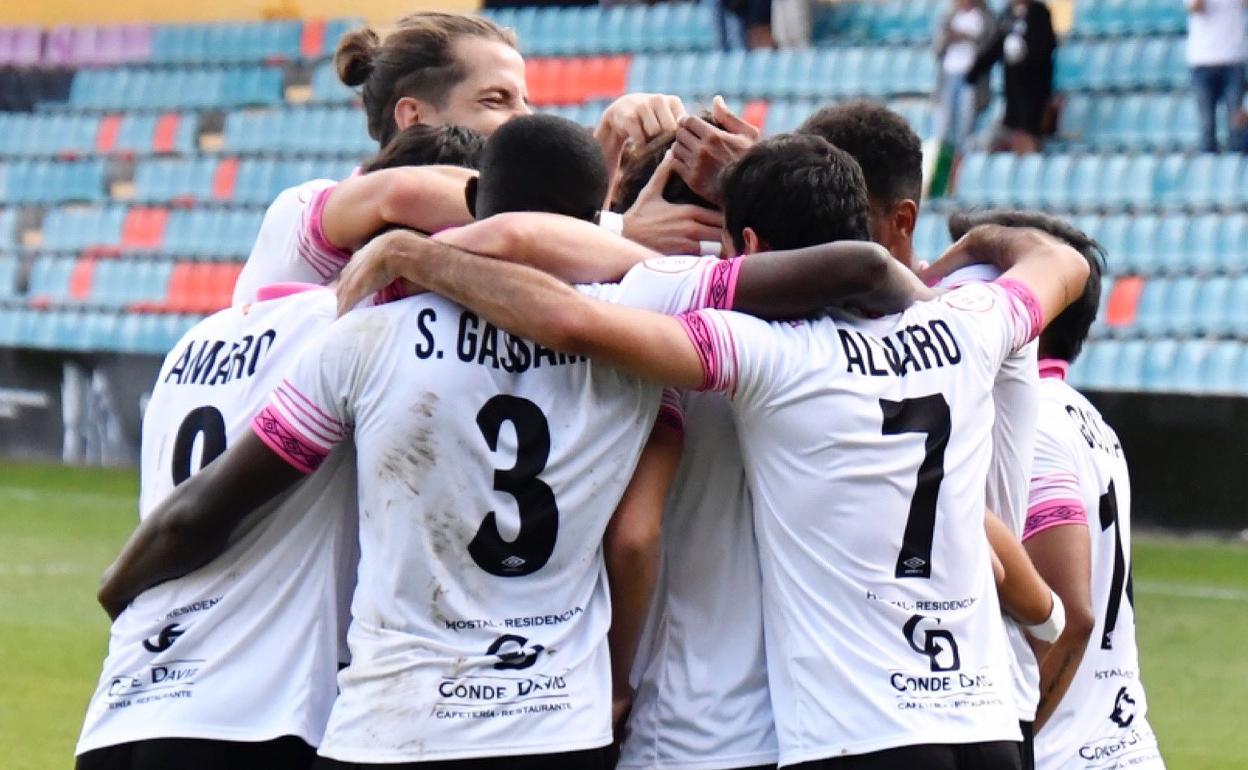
(939, 285, 996, 313)
(903, 614, 961, 673)
(487, 634, 546, 670)
(142, 623, 185, 653)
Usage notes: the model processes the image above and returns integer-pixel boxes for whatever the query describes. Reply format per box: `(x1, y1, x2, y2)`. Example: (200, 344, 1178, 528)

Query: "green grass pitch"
(2, 462, 1246, 769)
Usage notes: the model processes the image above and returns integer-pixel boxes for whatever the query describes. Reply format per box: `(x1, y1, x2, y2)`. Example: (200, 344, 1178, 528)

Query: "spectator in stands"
(934, 0, 996, 153)
(968, 0, 1057, 154)
(773, 0, 813, 49)
(1185, 0, 1247, 153)
(710, 0, 774, 50)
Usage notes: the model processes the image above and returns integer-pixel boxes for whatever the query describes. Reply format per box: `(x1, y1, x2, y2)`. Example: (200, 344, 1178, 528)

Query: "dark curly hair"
(949, 208, 1107, 363)
(798, 100, 924, 206)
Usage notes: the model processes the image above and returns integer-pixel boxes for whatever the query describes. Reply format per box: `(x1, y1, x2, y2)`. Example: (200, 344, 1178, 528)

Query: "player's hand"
(622, 151, 723, 255)
(671, 95, 760, 206)
(612, 687, 634, 731)
(596, 93, 688, 149)
(336, 230, 427, 316)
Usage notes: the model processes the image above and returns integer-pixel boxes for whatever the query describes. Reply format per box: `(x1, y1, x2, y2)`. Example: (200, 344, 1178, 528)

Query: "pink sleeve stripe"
(697, 257, 744, 310)
(271, 388, 346, 448)
(297, 185, 352, 279)
(1023, 499, 1088, 541)
(677, 311, 737, 394)
(994, 278, 1044, 351)
(1027, 471, 1082, 508)
(251, 405, 330, 475)
(280, 379, 346, 428)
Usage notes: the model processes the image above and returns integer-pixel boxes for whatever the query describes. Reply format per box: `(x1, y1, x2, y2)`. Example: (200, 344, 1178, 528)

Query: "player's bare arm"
(335, 212, 660, 312)
(320, 165, 476, 251)
(605, 419, 683, 725)
(922, 224, 1091, 324)
(97, 434, 304, 619)
(1024, 522, 1096, 731)
(986, 511, 1056, 626)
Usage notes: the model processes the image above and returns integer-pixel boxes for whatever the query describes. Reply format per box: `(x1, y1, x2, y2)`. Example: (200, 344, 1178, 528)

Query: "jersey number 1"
(469, 395, 559, 578)
(171, 406, 228, 485)
(881, 395, 951, 580)
(1099, 481, 1135, 650)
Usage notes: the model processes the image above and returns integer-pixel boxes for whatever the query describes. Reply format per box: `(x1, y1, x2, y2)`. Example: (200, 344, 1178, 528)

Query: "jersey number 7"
(881, 395, 951, 580)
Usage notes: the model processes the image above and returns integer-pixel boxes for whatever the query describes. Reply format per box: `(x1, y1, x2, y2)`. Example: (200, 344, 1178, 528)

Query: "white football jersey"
(942, 264, 1041, 722)
(1028, 373, 1164, 770)
(251, 255, 739, 763)
(232, 179, 344, 306)
(619, 389, 776, 770)
(77, 286, 358, 754)
(679, 280, 1042, 764)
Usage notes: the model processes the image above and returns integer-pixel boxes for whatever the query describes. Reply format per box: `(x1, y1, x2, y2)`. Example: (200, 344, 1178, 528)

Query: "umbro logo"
(142, 623, 185, 653)
(501, 555, 527, 570)
(903, 557, 927, 571)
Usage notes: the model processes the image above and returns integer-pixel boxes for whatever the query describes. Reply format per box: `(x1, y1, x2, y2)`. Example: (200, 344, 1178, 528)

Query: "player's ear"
(894, 199, 918, 242)
(742, 226, 768, 255)
(393, 96, 423, 133)
(465, 177, 478, 219)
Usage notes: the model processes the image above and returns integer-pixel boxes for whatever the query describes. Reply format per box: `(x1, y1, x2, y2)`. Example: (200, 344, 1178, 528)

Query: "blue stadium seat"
(1141, 338, 1179, 392)
(1230, 277, 1248, 337)
(1068, 154, 1105, 211)
(1171, 338, 1211, 393)
(1037, 154, 1073, 209)
(1115, 340, 1147, 391)
(1133, 277, 1170, 336)
(312, 61, 355, 104)
(1012, 154, 1045, 209)
(1187, 213, 1223, 274)
(1216, 214, 1248, 273)
(1072, 340, 1115, 390)
(0, 254, 17, 298)
(1165, 276, 1200, 335)
(1195, 276, 1232, 336)
(1204, 341, 1242, 394)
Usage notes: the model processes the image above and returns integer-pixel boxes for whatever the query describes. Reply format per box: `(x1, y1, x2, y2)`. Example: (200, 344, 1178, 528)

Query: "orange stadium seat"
(67, 256, 97, 301)
(152, 113, 180, 154)
(1105, 276, 1145, 329)
(121, 207, 168, 249)
(212, 158, 239, 202)
(301, 20, 326, 60)
(95, 115, 121, 154)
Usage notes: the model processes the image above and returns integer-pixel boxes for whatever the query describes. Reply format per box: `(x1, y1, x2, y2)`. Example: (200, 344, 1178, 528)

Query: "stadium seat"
(1115, 340, 1147, 391)
(1230, 276, 1248, 337)
(1204, 341, 1242, 394)
(1164, 277, 1200, 336)
(1133, 277, 1170, 336)
(1104, 276, 1144, 330)
(1141, 338, 1179, 392)
(1194, 277, 1232, 337)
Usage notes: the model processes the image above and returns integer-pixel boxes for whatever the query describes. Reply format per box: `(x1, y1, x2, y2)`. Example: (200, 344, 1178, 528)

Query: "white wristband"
(1027, 590, 1066, 643)
(597, 210, 624, 236)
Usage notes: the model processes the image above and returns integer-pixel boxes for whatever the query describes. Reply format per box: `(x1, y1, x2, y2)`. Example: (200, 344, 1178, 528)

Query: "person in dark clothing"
(968, 0, 1057, 154)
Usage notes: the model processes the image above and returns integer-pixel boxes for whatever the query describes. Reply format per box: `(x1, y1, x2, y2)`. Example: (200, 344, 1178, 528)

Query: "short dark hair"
(361, 124, 485, 173)
(611, 120, 721, 213)
(948, 209, 1107, 363)
(722, 133, 871, 253)
(798, 100, 923, 206)
(473, 114, 608, 222)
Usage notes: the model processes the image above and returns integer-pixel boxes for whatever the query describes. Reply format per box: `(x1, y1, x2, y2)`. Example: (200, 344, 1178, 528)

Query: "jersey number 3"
(171, 406, 228, 485)
(469, 395, 559, 577)
(881, 395, 951, 580)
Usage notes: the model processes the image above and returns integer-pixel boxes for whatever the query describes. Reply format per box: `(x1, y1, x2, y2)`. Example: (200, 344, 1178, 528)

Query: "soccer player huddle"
(74, 12, 1165, 770)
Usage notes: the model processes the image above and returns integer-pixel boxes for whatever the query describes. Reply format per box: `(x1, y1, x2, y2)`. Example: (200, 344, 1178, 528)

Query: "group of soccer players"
(73, 11, 1165, 770)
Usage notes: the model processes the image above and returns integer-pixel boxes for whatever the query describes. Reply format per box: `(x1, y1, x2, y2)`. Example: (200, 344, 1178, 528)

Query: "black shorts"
(313, 747, 608, 770)
(76, 735, 316, 770)
(790, 741, 1022, 770)
(1018, 721, 1035, 770)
